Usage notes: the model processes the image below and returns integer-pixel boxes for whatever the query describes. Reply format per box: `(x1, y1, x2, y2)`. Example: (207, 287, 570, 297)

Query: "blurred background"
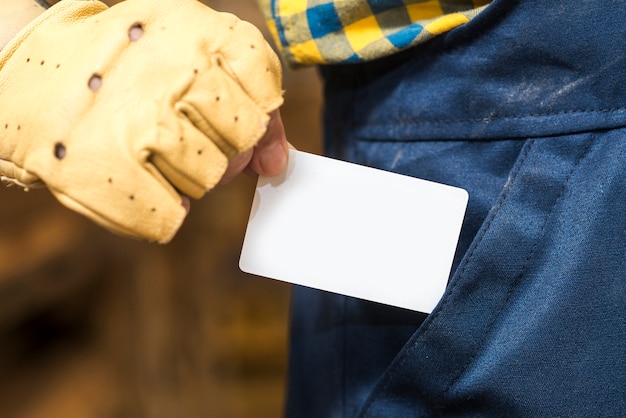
(0, 0, 322, 417)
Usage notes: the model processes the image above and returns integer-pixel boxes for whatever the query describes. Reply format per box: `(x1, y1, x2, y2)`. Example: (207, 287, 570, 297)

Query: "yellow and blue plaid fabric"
(259, 0, 491, 66)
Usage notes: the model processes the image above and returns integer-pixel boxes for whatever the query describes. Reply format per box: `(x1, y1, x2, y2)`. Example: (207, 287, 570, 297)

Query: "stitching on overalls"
(440, 135, 594, 396)
(360, 135, 596, 414)
(359, 140, 536, 416)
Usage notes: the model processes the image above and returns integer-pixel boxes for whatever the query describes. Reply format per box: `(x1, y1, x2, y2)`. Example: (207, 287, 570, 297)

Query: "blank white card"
(239, 150, 468, 313)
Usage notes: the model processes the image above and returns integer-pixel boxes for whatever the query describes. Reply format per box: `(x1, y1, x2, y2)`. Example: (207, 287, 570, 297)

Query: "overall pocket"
(358, 132, 626, 417)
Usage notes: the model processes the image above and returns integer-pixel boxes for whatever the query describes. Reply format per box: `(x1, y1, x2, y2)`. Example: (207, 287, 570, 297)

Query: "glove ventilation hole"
(54, 143, 66, 160)
(129, 23, 144, 42)
(88, 74, 102, 91)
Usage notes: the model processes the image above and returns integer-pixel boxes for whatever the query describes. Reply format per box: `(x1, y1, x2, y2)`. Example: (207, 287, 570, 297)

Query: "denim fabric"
(284, 0, 626, 416)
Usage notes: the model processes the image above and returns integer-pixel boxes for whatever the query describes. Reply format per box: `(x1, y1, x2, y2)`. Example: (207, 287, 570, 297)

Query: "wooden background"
(0, 1, 323, 416)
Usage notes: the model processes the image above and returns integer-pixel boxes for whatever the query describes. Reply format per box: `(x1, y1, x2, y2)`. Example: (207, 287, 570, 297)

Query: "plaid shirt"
(259, 0, 490, 66)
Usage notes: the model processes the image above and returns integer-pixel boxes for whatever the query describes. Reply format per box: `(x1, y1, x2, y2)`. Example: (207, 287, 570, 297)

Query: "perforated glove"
(0, 0, 283, 243)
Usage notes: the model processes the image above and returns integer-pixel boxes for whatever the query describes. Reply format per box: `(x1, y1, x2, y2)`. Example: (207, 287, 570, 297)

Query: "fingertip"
(181, 194, 191, 214)
(219, 149, 254, 185)
(259, 139, 288, 176)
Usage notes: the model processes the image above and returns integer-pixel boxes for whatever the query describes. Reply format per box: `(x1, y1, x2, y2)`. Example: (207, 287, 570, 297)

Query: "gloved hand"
(0, 0, 283, 243)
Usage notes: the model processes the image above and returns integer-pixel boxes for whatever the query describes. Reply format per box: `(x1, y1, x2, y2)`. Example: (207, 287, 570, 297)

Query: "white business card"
(239, 150, 468, 313)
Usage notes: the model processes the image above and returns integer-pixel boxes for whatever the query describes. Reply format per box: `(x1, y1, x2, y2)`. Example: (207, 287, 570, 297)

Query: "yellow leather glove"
(0, 0, 283, 243)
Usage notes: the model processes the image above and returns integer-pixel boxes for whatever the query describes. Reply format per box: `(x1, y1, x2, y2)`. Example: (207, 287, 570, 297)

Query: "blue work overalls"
(284, 0, 626, 416)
